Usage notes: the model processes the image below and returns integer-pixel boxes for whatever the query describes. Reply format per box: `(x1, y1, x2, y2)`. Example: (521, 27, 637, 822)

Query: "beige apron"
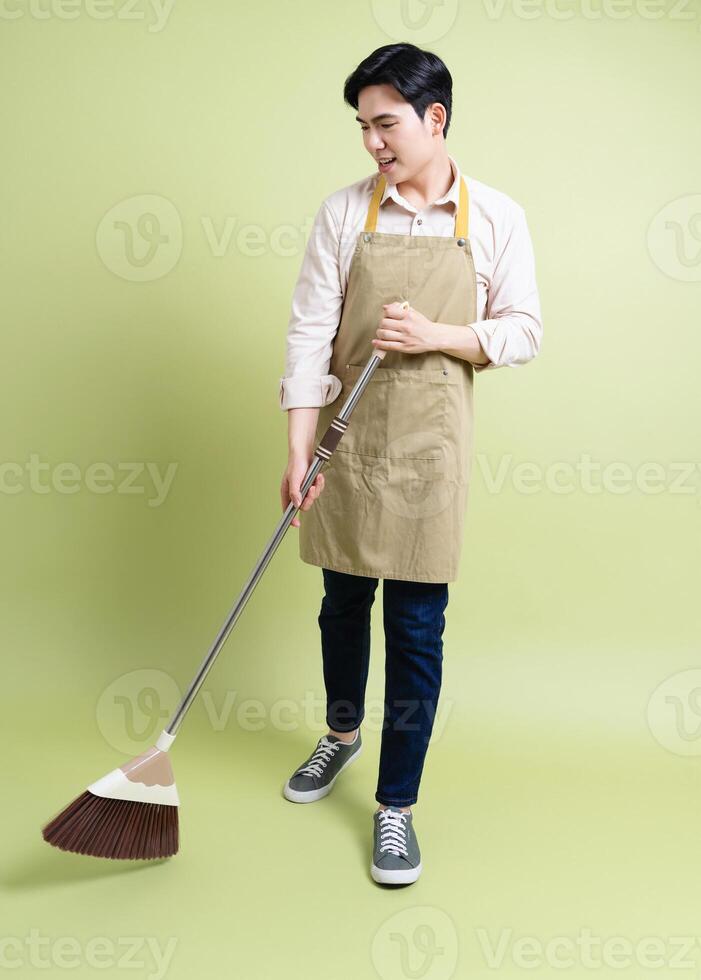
(299, 172, 478, 583)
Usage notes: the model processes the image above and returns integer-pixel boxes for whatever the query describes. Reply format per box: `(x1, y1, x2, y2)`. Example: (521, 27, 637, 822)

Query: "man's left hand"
(372, 302, 441, 355)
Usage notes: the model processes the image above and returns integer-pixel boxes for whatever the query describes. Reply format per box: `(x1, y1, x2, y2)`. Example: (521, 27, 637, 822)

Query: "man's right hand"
(281, 454, 326, 528)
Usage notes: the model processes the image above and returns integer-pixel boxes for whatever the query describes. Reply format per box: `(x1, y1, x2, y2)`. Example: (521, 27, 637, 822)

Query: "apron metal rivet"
(442, 369, 448, 375)
(457, 238, 466, 246)
(363, 233, 371, 242)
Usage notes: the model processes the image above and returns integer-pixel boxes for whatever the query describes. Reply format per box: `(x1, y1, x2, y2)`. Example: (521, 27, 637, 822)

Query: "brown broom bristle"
(42, 791, 179, 860)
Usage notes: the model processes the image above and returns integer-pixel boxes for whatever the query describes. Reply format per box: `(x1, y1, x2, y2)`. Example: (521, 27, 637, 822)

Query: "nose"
(365, 130, 387, 153)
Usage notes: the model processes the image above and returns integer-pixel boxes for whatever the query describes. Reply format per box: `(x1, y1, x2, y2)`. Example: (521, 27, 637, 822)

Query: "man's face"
(356, 83, 437, 184)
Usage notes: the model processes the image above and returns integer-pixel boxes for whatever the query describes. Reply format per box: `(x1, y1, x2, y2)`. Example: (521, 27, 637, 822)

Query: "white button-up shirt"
(279, 154, 543, 410)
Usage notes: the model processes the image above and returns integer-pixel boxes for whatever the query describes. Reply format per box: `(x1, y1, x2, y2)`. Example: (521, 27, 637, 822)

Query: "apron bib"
(299, 173, 478, 583)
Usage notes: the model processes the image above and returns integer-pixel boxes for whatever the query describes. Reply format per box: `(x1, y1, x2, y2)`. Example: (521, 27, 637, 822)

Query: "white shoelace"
(296, 736, 342, 778)
(377, 809, 409, 857)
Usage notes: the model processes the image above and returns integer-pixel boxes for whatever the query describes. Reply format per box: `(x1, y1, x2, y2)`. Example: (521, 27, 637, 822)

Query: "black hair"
(343, 43, 453, 139)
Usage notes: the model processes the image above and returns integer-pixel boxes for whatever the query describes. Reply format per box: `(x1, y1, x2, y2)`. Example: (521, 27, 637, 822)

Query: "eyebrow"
(355, 113, 401, 124)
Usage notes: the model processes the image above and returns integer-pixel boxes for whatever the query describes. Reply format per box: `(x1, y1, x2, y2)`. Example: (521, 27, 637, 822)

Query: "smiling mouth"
(378, 157, 396, 164)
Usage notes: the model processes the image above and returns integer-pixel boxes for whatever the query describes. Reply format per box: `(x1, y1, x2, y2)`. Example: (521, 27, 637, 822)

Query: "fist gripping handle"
(314, 300, 408, 460)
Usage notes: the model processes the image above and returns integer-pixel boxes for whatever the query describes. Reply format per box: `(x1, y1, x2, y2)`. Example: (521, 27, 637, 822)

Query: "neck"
(395, 149, 454, 211)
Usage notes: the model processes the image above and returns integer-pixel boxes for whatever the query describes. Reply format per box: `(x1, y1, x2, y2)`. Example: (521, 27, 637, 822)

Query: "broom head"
(42, 739, 179, 860)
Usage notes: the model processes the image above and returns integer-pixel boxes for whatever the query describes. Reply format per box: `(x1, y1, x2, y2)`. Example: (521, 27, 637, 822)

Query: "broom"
(42, 314, 406, 860)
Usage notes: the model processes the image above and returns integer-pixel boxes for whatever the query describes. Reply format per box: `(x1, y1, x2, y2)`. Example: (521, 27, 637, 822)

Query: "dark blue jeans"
(318, 567, 449, 807)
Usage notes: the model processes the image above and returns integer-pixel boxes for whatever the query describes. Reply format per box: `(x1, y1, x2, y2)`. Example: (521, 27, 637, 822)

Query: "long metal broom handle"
(163, 342, 393, 740)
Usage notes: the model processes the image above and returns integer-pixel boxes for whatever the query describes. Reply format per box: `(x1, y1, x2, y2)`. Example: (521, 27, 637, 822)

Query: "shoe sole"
(370, 860, 422, 885)
(282, 743, 363, 803)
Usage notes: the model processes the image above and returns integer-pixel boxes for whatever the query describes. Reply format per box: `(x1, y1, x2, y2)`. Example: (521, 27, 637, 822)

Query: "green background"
(1, 1, 699, 978)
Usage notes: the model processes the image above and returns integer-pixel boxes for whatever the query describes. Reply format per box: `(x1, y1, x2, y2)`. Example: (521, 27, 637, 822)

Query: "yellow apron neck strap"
(455, 175, 469, 239)
(364, 174, 386, 232)
(364, 173, 470, 238)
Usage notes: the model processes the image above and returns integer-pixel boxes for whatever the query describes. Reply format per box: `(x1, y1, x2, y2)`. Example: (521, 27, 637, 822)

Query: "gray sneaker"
(283, 730, 362, 803)
(371, 806, 422, 884)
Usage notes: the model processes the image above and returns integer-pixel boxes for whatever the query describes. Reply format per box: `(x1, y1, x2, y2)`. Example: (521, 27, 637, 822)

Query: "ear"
(428, 102, 446, 136)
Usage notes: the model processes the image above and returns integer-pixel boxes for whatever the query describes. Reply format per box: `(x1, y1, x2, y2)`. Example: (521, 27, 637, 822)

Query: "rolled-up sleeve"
(279, 201, 345, 410)
(470, 204, 543, 373)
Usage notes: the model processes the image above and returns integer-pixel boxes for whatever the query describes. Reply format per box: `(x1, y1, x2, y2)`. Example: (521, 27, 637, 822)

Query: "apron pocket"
(337, 364, 455, 463)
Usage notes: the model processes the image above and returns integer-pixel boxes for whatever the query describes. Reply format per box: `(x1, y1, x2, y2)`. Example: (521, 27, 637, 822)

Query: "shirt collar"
(379, 154, 461, 214)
